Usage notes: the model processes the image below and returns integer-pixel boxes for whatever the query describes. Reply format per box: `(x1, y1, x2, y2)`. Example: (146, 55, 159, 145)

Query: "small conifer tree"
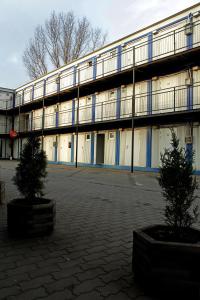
(13, 136, 47, 202)
(158, 129, 198, 238)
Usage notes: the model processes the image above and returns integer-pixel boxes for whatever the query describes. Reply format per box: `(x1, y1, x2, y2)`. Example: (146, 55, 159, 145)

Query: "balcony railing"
(15, 82, 200, 133)
(15, 19, 200, 106)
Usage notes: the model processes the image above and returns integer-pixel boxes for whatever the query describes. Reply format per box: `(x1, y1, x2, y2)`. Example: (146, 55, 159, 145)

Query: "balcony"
(15, 82, 200, 135)
(14, 19, 200, 110)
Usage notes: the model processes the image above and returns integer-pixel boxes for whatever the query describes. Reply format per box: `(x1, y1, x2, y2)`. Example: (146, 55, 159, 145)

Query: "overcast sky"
(0, 0, 199, 89)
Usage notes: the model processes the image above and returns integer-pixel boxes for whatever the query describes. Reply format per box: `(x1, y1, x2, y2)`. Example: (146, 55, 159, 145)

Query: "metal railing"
(15, 19, 200, 106)
(15, 82, 200, 133)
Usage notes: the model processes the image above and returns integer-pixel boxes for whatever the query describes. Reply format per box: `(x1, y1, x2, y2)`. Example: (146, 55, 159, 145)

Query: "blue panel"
(115, 130, 120, 165)
(73, 66, 76, 86)
(187, 13, 193, 49)
(93, 57, 97, 80)
(187, 86, 193, 110)
(146, 127, 152, 168)
(92, 94, 96, 122)
(187, 34, 193, 49)
(116, 88, 121, 119)
(148, 33, 153, 62)
(56, 112, 59, 127)
(117, 45, 122, 71)
(147, 80, 152, 114)
(71, 134, 74, 163)
(91, 132, 94, 164)
(72, 99, 75, 125)
(43, 79, 46, 97)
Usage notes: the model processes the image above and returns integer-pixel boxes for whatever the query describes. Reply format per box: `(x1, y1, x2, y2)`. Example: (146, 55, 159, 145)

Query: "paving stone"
(45, 276, 78, 293)
(0, 285, 21, 299)
(73, 278, 104, 295)
(40, 289, 74, 300)
(105, 292, 131, 300)
(76, 267, 105, 281)
(75, 291, 103, 300)
(52, 266, 82, 280)
(20, 275, 53, 291)
(14, 287, 47, 300)
(0, 273, 29, 289)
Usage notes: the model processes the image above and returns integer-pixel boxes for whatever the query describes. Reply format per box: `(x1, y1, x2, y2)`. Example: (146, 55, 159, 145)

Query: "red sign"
(9, 130, 17, 138)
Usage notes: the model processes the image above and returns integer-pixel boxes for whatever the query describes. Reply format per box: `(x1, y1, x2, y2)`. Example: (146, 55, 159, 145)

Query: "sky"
(0, 0, 199, 89)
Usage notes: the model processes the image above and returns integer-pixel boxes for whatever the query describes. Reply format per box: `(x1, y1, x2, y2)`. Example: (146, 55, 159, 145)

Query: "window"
(88, 61, 92, 67)
(109, 132, 115, 140)
(87, 96, 92, 104)
(110, 49, 117, 58)
(86, 134, 91, 141)
(109, 90, 115, 100)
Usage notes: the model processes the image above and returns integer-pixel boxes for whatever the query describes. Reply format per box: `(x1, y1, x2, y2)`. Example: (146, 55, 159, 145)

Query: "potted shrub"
(132, 129, 200, 298)
(7, 136, 55, 236)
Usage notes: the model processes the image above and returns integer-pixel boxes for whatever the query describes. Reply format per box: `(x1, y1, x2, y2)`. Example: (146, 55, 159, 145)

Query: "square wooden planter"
(133, 225, 200, 299)
(7, 198, 56, 237)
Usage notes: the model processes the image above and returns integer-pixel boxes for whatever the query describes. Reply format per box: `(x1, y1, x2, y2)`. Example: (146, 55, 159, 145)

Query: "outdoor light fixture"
(153, 29, 159, 35)
(193, 11, 200, 18)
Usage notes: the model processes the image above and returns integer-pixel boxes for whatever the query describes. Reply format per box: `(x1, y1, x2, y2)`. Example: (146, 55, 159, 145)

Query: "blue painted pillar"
(187, 13, 193, 50)
(147, 80, 152, 114)
(91, 132, 95, 164)
(116, 88, 121, 119)
(115, 130, 120, 166)
(117, 45, 122, 72)
(93, 57, 97, 80)
(92, 94, 96, 122)
(72, 99, 75, 125)
(71, 134, 74, 163)
(148, 32, 153, 62)
(146, 127, 152, 169)
(56, 110, 59, 127)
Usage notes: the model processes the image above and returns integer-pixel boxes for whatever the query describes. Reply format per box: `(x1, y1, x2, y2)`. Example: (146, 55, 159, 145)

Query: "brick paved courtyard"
(0, 161, 199, 300)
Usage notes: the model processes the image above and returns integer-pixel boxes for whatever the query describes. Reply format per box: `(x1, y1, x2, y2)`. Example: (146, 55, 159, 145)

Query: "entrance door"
(96, 134, 105, 164)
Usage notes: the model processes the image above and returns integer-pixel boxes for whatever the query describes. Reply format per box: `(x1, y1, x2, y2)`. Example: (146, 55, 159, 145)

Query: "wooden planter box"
(7, 198, 56, 237)
(133, 225, 200, 299)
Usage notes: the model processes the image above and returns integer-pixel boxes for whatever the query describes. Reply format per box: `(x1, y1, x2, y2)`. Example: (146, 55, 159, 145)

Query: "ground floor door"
(96, 134, 105, 164)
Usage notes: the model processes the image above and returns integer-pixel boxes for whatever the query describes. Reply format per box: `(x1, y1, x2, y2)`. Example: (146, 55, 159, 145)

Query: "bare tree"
(23, 26, 47, 79)
(90, 27, 107, 52)
(23, 11, 108, 79)
(44, 11, 61, 68)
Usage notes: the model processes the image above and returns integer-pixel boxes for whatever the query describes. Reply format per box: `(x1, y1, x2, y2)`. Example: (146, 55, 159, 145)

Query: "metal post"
(75, 69, 80, 168)
(173, 87, 176, 112)
(173, 30, 176, 54)
(4, 101, 8, 158)
(18, 101, 21, 158)
(42, 98, 45, 150)
(131, 46, 135, 173)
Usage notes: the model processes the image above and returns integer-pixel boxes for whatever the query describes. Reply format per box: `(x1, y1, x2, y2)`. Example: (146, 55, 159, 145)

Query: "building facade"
(1, 3, 200, 172)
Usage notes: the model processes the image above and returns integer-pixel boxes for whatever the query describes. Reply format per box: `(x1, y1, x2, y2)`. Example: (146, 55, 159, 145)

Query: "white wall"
(120, 128, 147, 167)
(152, 125, 186, 168)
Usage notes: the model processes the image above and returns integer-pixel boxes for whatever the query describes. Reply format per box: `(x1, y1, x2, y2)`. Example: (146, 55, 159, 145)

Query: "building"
(1, 3, 200, 172)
